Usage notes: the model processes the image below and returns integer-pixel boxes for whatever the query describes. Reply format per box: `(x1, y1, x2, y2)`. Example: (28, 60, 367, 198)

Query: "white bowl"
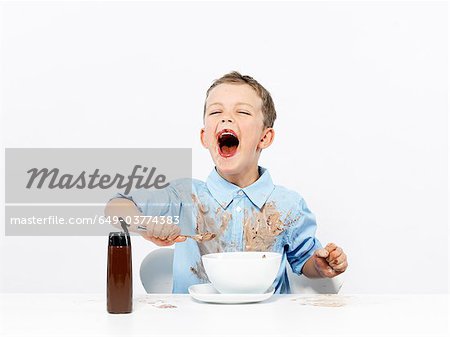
(201, 252, 282, 294)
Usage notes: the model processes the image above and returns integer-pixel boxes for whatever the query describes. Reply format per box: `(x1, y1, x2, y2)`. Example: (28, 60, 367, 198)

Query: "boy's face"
(201, 83, 274, 177)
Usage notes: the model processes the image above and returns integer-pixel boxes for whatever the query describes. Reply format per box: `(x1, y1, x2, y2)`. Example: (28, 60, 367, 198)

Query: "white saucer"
(188, 283, 275, 304)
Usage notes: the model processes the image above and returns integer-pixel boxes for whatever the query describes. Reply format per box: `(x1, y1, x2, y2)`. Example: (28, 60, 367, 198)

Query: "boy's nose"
(221, 118, 233, 123)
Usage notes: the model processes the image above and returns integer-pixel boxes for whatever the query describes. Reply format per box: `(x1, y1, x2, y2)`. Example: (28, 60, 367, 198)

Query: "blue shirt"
(117, 166, 322, 294)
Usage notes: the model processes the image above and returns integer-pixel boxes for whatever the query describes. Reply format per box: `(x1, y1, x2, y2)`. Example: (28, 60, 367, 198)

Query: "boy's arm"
(105, 189, 187, 246)
(286, 197, 347, 278)
(105, 198, 141, 219)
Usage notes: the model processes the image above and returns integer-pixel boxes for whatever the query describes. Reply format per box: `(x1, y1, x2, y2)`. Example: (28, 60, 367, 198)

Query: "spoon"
(179, 232, 216, 242)
(118, 217, 216, 242)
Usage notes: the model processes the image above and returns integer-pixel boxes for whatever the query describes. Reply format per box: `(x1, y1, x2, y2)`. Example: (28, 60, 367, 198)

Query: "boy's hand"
(115, 218, 186, 246)
(106, 199, 186, 247)
(141, 222, 187, 246)
(313, 243, 348, 278)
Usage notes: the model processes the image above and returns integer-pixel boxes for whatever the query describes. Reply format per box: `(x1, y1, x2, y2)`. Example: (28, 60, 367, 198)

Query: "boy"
(105, 71, 348, 293)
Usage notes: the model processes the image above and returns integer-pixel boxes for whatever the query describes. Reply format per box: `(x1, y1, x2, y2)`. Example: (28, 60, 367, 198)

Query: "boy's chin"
(212, 155, 241, 174)
(216, 165, 238, 176)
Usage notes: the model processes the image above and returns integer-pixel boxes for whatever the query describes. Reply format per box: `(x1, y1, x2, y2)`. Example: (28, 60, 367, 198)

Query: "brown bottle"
(107, 232, 132, 314)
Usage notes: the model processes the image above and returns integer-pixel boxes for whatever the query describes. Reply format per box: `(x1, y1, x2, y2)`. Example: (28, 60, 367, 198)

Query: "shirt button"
(236, 206, 241, 213)
(237, 190, 243, 196)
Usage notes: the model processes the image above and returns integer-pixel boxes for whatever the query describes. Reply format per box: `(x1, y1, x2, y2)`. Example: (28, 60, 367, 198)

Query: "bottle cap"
(108, 232, 130, 246)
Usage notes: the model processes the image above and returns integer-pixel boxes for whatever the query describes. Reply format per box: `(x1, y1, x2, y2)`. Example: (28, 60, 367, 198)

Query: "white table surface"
(0, 293, 448, 337)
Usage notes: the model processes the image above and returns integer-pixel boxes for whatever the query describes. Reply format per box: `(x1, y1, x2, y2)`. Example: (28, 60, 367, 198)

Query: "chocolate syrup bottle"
(107, 231, 132, 313)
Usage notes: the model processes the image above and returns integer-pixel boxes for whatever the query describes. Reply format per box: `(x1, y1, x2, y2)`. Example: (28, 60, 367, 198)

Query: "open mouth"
(217, 129, 239, 158)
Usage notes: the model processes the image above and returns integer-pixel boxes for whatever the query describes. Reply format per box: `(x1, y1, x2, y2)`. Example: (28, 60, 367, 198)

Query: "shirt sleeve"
(286, 197, 322, 275)
(111, 181, 188, 217)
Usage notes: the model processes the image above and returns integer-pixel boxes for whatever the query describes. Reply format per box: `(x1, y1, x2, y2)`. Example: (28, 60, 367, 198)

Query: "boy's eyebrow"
(206, 102, 254, 109)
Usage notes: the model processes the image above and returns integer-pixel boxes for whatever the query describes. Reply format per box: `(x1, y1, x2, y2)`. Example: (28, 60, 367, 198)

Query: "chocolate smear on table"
(292, 295, 351, 307)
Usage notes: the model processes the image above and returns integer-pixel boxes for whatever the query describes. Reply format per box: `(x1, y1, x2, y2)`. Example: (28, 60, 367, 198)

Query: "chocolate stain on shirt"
(189, 196, 300, 280)
(244, 202, 300, 251)
(190, 195, 232, 281)
(189, 264, 208, 281)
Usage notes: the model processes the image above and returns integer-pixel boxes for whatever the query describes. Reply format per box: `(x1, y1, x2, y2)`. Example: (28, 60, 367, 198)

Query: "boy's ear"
(200, 128, 208, 148)
(258, 128, 275, 150)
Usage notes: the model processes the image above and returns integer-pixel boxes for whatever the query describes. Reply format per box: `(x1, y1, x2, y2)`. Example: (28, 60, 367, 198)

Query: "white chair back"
(140, 248, 174, 294)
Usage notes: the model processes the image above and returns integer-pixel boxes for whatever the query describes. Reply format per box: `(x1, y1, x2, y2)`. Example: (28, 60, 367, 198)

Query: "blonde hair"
(204, 71, 276, 128)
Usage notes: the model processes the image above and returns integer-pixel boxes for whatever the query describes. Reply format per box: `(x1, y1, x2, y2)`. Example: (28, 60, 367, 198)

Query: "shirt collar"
(206, 166, 275, 210)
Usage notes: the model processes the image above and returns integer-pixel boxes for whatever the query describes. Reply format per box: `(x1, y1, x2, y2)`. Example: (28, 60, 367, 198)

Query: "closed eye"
(238, 111, 251, 115)
(209, 111, 221, 115)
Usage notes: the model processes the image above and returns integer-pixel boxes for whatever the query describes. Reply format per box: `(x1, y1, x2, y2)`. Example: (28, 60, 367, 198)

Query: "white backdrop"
(0, 1, 447, 294)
